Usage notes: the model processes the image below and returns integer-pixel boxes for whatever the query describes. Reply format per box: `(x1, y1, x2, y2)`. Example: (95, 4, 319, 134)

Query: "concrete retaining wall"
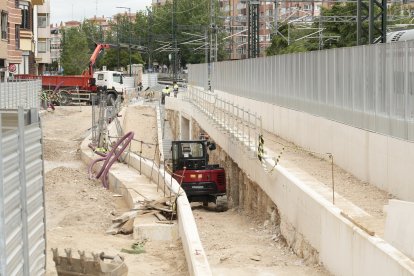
(80, 105, 212, 276)
(166, 96, 414, 276)
(213, 89, 414, 202)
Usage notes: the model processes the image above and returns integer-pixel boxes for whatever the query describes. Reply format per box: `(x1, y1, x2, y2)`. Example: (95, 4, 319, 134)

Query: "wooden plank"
(340, 211, 375, 236)
(112, 211, 138, 223)
(106, 222, 124, 235)
(119, 219, 134, 235)
(154, 212, 167, 221)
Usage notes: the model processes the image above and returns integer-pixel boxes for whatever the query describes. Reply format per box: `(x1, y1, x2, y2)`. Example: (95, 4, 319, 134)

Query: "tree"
(133, 0, 223, 68)
(60, 27, 90, 75)
(98, 48, 144, 70)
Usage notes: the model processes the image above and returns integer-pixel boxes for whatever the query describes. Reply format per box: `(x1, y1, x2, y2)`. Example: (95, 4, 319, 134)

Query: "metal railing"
(0, 79, 41, 109)
(189, 40, 414, 141)
(185, 86, 262, 157)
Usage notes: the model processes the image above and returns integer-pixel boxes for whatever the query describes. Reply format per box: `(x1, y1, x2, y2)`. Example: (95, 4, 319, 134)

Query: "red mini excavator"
(171, 137, 227, 209)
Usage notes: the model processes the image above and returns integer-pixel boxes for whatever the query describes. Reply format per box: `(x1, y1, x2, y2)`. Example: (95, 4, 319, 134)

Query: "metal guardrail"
(189, 40, 414, 142)
(0, 107, 46, 275)
(0, 80, 41, 109)
(185, 86, 262, 157)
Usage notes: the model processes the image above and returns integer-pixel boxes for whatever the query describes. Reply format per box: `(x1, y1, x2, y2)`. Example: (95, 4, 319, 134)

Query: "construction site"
(2, 0, 414, 275)
(3, 39, 414, 274)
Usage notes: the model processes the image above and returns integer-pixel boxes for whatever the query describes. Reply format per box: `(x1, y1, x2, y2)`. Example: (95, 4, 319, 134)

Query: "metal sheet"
(189, 40, 414, 142)
(0, 80, 41, 109)
(0, 109, 45, 275)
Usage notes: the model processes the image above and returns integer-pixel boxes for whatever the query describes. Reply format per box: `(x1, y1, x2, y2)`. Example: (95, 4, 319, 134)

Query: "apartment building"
(0, 0, 8, 81)
(49, 23, 60, 72)
(152, 0, 168, 6)
(219, 0, 324, 59)
(34, 0, 50, 74)
(5, 0, 22, 79)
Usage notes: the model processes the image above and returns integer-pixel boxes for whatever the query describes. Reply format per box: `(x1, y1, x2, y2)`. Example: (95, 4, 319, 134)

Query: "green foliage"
(318, 3, 360, 47)
(98, 49, 144, 70)
(60, 27, 90, 75)
(131, 0, 223, 67)
(266, 24, 315, 56)
(81, 20, 105, 50)
(59, 0, 223, 71)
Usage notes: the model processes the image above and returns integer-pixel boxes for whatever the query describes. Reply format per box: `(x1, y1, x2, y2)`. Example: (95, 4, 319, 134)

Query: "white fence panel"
(0, 108, 45, 275)
(189, 40, 414, 142)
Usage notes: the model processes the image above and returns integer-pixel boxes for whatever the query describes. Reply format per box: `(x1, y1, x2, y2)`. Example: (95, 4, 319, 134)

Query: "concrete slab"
(385, 199, 414, 260)
(133, 214, 178, 241)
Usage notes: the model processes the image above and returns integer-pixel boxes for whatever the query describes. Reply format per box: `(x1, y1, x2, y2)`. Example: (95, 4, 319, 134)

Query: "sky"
(50, 0, 153, 24)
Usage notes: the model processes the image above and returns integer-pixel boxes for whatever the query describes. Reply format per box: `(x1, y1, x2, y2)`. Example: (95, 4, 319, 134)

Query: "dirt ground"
(34, 78, 403, 276)
(193, 206, 330, 276)
(43, 106, 187, 276)
(262, 130, 390, 222)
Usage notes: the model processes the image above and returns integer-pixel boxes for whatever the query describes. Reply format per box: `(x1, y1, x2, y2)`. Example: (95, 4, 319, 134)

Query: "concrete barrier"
(166, 96, 414, 276)
(213, 89, 414, 202)
(79, 105, 212, 276)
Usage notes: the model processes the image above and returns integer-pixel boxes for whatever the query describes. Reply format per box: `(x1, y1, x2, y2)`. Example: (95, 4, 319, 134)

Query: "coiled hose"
(89, 131, 134, 188)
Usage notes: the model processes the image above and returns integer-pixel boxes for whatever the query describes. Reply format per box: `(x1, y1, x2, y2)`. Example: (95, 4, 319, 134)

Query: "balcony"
(31, 0, 45, 6)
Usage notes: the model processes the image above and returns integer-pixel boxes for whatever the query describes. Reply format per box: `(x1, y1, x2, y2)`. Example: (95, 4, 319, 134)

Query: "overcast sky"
(50, 0, 153, 24)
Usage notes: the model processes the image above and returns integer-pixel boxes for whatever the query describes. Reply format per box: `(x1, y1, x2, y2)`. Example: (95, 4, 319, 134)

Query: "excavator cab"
(171, 140, 226, 207)
(172, 141, 207, 171)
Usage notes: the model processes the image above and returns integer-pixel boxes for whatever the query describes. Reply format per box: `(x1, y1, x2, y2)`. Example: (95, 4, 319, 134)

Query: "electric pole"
(172, 0, 178, 82)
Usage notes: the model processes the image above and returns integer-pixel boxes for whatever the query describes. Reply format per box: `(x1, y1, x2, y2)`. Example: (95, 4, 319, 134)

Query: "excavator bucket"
(52, 248, 128, 276)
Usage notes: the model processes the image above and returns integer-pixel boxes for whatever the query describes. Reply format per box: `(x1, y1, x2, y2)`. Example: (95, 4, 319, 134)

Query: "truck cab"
(94, 71, 125, 93)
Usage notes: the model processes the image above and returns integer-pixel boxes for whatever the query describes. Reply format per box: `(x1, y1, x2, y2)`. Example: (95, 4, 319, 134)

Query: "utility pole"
(147, 8, 154, 72)
(357, 0, 387, 44)
(172, 0, 178, 82)
(117, 7, 132, 76)
(274, 0, 278, 37)
(248, 0, 260, 58)
(208, 0, 217, 91)
(319, 0, 323, 50)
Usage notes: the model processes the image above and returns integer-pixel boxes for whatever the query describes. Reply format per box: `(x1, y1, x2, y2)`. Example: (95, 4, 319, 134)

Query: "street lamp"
(116, 6, 132, 76)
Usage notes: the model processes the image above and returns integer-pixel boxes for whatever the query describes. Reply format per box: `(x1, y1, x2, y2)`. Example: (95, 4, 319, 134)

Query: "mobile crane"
(17, 43, 127, 105)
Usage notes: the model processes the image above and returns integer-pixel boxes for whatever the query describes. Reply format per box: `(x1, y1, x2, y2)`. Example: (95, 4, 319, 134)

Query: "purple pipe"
(91, 131, 134, 188)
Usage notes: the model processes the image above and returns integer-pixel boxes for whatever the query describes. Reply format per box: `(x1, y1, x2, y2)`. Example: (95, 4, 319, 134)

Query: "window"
(15, 25, 20, 49)
(303, 4, 311, 11)
(97, 74, 104, 80)
(112, 73, 122, 83)
(38, 39, 47, 53)
(20, 3, 30, 29)
(1, 11, 7, 40)
(38, 15, 47, 28)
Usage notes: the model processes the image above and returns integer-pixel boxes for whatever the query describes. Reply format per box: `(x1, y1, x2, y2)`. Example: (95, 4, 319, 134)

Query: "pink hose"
(89, 131, 134, 188)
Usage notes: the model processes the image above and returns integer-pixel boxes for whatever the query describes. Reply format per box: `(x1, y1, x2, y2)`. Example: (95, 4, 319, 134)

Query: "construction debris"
(52, 248, 128, 276)
(112, 211, 138, 224)
(119, 219, 134, 235)
(121, 241, 146, 255)
(106, 198, 176, 235)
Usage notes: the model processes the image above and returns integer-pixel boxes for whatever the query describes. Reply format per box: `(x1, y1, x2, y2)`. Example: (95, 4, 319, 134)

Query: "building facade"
(219, 0, 324, 60)
(34, 0, 50, 75)
(6, 0, 22, 79)
(152, 0, 168, 6)
(0, 0, 8, 81)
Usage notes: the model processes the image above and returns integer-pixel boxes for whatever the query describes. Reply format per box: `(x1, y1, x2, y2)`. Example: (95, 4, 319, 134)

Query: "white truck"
(94, 70, 127, 103)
